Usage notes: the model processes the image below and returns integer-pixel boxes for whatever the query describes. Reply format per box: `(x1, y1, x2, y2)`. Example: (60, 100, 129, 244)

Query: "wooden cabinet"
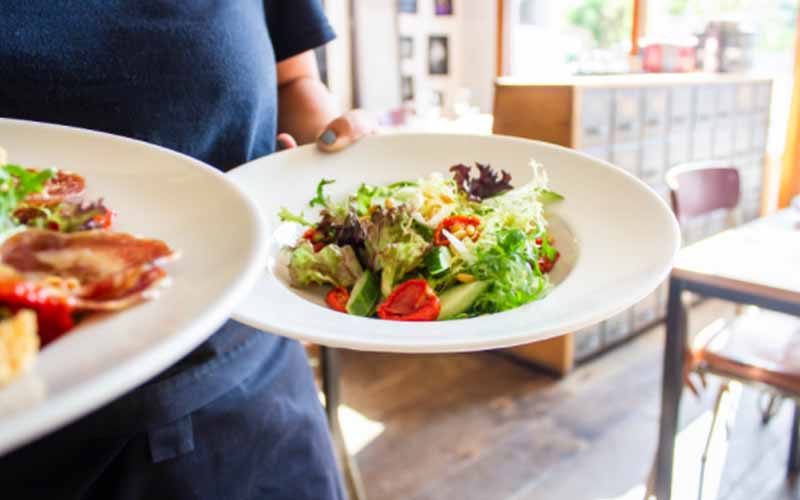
(493, 73, 772, 375)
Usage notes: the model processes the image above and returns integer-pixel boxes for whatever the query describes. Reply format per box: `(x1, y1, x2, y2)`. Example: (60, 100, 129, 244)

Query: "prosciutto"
(23, 170, 86, 206)
(1, 229, 176, 310)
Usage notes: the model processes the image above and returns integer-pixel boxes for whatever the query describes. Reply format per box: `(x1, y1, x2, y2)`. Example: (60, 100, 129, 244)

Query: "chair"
(657, 163, 800, 497)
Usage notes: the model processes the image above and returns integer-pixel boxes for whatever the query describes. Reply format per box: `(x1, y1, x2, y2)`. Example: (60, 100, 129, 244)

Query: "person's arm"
(277, 50, 374, 152)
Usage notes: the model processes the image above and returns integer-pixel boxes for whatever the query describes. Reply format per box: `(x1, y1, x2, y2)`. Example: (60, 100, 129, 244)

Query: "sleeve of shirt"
(264, 0, 336, 62)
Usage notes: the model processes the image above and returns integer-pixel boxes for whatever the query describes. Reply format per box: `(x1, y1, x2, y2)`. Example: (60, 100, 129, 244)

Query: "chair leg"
(320, 346, 369, 500)
(789, 403, 800, 477)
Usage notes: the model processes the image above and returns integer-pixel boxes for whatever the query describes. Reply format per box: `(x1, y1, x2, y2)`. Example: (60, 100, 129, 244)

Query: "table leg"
(320, 346, 369, 500)
(654, 278, 687, 499)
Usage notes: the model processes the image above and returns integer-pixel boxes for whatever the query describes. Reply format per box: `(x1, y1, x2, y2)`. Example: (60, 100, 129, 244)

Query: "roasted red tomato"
(0, 281, 74, 345)
(326, 286, 350, 313)
(376, 279, 441, 321)
(433, 215, 481, 246)
(24, 170, 86, 206)
(303, 228, 326, 252)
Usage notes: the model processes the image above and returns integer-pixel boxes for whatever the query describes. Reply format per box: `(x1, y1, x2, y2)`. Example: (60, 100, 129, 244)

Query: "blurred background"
(310, 2, 800, 500)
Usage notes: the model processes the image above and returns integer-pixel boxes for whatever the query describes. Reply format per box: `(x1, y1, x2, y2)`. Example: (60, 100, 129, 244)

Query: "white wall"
(460, 0, 497, 112)
(327, 0, 497, 114)
(353, 0, 401, 110)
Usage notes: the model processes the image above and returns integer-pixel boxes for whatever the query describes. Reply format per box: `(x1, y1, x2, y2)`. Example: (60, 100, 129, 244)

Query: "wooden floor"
(333, 301, 800, 500)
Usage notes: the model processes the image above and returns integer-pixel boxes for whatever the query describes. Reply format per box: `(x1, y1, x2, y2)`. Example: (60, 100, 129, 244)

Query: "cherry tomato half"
(303, 228, 326, 252)
(433, 215, 481, 246)
(376, 279, 441, 321)
(538, 251, 560, 274)
(326, 286, 350, 313)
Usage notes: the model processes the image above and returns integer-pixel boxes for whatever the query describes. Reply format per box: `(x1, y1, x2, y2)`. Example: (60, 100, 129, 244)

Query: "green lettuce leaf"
(288, 240, 363, 288)
(363, 207, 431, 297)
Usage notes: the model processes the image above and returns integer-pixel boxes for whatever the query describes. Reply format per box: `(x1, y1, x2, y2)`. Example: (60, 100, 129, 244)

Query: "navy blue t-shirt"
(0, 1, 333, 170)
(0, 0, 334, 433)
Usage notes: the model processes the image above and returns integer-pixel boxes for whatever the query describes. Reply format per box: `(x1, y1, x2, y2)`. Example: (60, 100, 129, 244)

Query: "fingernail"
(276, 138, 288, 151)
(319, 129, 337, 145)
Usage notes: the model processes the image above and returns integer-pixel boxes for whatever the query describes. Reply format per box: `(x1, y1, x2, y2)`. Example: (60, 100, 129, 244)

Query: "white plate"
(0, 119, 267, 455)
(228, 133, 679, 353)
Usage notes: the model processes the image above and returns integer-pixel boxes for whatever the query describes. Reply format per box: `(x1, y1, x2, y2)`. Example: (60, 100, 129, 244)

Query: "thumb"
(317, 110, 375, 153)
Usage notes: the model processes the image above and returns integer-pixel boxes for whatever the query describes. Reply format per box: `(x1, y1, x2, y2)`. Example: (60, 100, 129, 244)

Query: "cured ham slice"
(0, 229, 176, 310)
(23, 170, 86, 206)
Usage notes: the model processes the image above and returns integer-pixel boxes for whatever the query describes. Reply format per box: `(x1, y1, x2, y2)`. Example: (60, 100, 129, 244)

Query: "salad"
(0, 147, 176, 388)
(278, 160, 563, 321)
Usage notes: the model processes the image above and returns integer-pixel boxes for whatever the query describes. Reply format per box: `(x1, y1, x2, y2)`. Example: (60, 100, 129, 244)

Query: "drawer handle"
(672, 116, 686, 125)
(617, 122, 633, 132)
(646, 118, 660, 127)
(584, 126, 601, 136)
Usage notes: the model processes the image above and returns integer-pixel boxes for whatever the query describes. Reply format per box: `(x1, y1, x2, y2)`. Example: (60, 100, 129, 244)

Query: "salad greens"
(0, 164, 54, 236)
(280, 160, 563, 321)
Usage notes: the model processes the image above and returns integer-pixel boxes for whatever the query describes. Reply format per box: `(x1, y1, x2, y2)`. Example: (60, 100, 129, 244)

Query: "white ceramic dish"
(228, 133, 680, 353)
(0, 119, 267, 455)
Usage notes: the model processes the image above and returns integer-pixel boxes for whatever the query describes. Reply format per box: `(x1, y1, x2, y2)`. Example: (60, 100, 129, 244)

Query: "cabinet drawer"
(603, 310, 633, 346)
(691, 123, 713, 160)
(713, 123, 734, 159)
(694, 85, 716, 123)
(668, 129, 691, 167)
(670, 86, 693, 129)
(578, 146, 611, 162)
(735, 83, 755, 113)
(611, 144, 640, 175)
(574, 323, 603, 362)
(716, 84, 736, 119)
(753, 112, 769, 151)
(734, 116, 754, 154)
(612, 88, 642, 143)
(633, 290, 659, 330)
(579, 89, 612, 147)
(755, 81, 772, 111)
(643, 87, 669, 138)
(641, 140, 667, 185)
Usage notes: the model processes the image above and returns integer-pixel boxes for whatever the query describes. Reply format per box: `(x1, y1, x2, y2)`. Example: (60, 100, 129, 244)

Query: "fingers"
(316, 110, 376, 153)
(276, 133, 298, 151)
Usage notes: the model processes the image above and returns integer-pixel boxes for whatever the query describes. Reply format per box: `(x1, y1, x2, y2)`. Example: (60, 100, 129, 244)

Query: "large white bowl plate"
(229, 133, 680, 353)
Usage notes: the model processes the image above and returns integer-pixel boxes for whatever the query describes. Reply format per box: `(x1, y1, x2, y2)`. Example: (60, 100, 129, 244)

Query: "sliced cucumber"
(437, 281, 489, 320)
(424, 246, 451, 276)
(346, 270, 380, 317)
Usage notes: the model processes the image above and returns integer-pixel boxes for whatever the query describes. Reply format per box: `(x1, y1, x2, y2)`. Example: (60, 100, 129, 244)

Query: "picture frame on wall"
(398, 0, 417, 14)
(428, 35, 449, 75)
(434, 0, 453, 16)
(401, 76, 415, 102)
(399, 36, 414, 60)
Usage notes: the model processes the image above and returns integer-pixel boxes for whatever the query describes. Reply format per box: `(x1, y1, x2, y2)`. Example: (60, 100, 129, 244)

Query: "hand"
(276, 110, 376, 153)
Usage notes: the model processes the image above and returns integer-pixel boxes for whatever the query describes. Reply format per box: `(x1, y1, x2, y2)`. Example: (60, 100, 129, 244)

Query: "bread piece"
(0, 310, 39, 387)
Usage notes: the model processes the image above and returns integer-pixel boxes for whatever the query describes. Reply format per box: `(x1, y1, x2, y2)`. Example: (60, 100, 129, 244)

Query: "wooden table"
(654, 209, 800, 499)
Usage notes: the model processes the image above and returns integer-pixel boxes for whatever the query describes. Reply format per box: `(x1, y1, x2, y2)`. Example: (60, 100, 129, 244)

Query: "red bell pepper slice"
(0, 281, 74, 346)
(377, 279, 441, 321)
